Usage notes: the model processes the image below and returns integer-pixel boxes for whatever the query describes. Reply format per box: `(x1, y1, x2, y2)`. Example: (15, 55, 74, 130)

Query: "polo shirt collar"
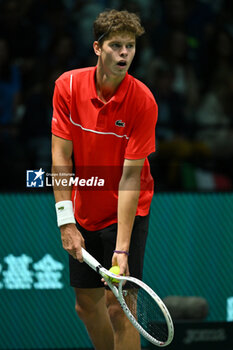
(89, 66, 130, 104)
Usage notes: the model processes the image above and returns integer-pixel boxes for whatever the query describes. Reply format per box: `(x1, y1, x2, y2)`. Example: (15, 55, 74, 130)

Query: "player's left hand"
(112, 252, 129, 277)
(101, 252, 129, 286)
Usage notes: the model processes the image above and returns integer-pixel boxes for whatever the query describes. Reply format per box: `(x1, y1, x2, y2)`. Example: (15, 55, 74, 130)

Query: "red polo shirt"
(52, 66, 157, 230)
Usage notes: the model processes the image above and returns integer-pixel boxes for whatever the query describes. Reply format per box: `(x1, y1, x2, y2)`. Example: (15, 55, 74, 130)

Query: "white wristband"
(55, 200, 76, 227)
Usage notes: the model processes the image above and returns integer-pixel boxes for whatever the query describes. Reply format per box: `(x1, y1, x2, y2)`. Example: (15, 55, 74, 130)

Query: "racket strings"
(123, 281, 169, 342)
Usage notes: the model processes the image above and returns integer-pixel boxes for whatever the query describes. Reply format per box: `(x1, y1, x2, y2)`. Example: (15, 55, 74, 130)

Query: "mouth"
(117, 61, 127, 67)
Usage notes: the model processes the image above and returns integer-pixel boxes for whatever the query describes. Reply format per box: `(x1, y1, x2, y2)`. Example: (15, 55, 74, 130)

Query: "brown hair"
(93, 9, 145, 43)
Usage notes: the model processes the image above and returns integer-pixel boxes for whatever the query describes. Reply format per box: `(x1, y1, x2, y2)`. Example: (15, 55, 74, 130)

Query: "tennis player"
(52, 9, 157, 350)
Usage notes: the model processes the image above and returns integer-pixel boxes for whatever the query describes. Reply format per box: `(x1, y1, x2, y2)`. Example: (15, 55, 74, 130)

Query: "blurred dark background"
(0, 0, 233, 192)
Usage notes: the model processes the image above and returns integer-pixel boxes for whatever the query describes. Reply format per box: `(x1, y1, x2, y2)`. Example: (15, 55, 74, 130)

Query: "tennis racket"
(82, 248, 174, 347)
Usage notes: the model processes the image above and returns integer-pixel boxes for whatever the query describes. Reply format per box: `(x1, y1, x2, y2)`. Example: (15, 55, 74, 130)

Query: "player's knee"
(75, 299, 93, 322)
(107, 303, 125, 331)
(75, 301, 85, 321)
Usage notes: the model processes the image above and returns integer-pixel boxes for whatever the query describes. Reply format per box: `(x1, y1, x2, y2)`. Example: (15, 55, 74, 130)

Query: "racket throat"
(96, 265, 102, 273)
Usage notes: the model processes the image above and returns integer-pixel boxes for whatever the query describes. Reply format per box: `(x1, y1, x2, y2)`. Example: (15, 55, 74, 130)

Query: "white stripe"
(69, 115, 129, 140)
(70, 74, 73, 96)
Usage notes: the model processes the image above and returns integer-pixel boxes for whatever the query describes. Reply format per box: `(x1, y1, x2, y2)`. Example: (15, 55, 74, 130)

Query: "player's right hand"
(60, 223, 85, 262)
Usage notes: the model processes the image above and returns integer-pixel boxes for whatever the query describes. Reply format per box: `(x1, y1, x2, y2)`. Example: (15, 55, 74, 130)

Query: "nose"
(120, 45, 128, 57)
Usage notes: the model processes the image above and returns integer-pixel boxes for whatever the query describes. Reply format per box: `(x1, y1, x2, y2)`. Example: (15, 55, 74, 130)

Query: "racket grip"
(81, 248, 101, 271)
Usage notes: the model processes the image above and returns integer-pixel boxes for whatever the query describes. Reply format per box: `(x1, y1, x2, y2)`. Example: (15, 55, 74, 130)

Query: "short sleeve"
(125, 103, 158, 159)
(51, 79, 72, 140)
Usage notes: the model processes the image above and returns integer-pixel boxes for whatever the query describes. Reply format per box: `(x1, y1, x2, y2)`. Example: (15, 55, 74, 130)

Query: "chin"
(114, 67, 128, 75)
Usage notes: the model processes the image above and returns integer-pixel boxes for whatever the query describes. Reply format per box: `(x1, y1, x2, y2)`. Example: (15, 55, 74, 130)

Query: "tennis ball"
(109, 266, 121, 283)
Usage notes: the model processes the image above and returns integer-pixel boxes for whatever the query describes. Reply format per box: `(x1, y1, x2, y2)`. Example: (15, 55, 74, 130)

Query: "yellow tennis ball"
(109, 266, 121, 283)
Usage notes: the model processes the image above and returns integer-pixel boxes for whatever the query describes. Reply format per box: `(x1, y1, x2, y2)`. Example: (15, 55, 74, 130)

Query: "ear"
(93, 41, 101, 56)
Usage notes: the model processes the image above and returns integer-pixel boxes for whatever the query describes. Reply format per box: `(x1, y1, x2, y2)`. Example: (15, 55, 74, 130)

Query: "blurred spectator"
(178, 68, 233, 191)
(201, 27, 233, 93)
(167, 30, 199, 113)
(147, 60, 187, 141)
(0, 0, 232, 191)
(0, 0, 37, 60)
(133, 35, 155, 80)
(162, 0, 189, 29)
(152, 29, 200, 119)
(19, 0, 70, 98)
(45, 34, 80, 73)
(70, 1, 105, 61)
(0, 38, 22, 125)
(214, 0, 233, 26)
(147, 60, 188, 190)
(147, 60, 209, 190)
(26, 0, 69, 54)
(20, 69, 62, 170)
(195, 70, 233, 167)
(0, 36, 26, 190)
(154, 0, 217, 74)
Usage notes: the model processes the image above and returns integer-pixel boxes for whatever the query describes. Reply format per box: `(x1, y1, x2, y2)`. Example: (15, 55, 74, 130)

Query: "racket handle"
(81, 248, 101, 271)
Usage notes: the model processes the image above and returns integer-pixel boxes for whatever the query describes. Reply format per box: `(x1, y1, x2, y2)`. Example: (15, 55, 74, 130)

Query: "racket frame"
(82, 248, 174, 347)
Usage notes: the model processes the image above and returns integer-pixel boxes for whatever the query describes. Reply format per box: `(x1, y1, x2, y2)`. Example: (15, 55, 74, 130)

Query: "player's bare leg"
(74, 288, 114, 350)
(105, 290, 141, 350)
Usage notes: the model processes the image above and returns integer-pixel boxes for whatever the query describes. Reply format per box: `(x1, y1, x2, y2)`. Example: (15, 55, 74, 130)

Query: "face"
(94, 32, 136, 77)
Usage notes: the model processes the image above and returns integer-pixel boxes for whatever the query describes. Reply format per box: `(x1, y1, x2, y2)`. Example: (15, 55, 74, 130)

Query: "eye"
(126, 44, 134, 49)
(111, 43, 121, 48)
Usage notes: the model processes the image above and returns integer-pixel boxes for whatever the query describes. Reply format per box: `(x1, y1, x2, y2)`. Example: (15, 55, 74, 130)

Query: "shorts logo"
(26, 169, 45, 187)
(115, 120, 125, 127)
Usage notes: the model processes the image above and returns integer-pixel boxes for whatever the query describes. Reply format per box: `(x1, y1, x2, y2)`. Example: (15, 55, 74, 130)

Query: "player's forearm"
(52, 153, 73, 203)
(116, 176, 140, 252)
(51, 135, 74, 203)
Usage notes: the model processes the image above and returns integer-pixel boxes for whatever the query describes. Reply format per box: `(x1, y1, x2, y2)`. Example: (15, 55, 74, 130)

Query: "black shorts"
(69, 215, 150, 288)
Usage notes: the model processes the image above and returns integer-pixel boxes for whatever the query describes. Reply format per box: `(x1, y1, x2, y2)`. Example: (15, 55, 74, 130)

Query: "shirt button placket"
(97, 107, 107, 128)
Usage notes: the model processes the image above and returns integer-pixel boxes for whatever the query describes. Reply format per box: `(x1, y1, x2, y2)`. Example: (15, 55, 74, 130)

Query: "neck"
(95, 64, 125, 103)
